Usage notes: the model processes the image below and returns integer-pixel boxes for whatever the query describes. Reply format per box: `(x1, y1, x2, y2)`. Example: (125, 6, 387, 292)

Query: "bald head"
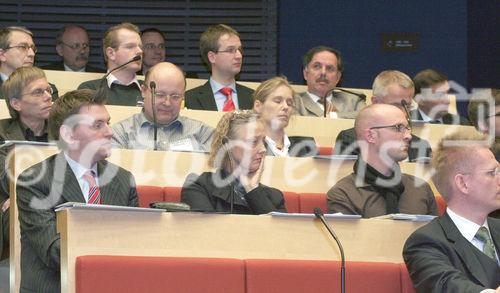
(355, 104, 404, 139)
(142, 62, 186, 124)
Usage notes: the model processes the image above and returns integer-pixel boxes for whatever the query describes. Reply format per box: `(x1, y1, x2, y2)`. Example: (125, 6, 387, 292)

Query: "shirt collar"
(209, 77, 236, 95)
(447, 207, 489, 242)
(307, 91, 332, 104)
(63, 152, 98, 180)
(418, 108, 442, 123)
(0, 72, 9, 82)
(265, 135, 291, 156)
(106, 73, 141, 89)
(64, 63, 85, 72)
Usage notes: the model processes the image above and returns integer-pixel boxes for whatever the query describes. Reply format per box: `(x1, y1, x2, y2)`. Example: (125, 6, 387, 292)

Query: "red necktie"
(220, 87, 235, 112)
(83, 171, 101, 204)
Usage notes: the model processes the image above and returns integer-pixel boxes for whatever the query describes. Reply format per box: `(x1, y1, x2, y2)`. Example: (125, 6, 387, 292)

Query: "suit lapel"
(96, 160, 122, 205)
(52, 153, 86, 203)
(300, 93, 324, 117)
(235, 84, 253, 109)
(488, 217, 500, 254)
(198, 81, 218, 111)
(440, 213, 492, 286)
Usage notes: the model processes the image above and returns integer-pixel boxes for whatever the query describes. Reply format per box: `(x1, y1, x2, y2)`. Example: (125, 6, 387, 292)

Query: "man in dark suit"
(403, 132, 500, 293)
(41, 25, 104, 73)
(334, 70, 432, 161)
(0, 26, 58, 100)
(294, 45, 365, 119)
(16, 89, 138, 292)
(411, 69, 470, 125)
(184, 24, 254, 111)
(78, 23, 143, 106)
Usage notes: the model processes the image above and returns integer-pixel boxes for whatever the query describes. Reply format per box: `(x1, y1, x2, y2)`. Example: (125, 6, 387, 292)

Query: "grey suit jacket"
(294, 91, 365, 119)
(410, 109, 471, 126)
(41, 61, 105, 73)
(403, 213, 500, 292)
(16, 153, 138, 292)
(184, 81, 254, 111)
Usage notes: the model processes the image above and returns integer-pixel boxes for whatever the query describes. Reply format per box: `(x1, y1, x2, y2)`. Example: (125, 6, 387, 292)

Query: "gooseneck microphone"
(150, 81, 158, 151)
(103, 55, 142, 80)
(313, 207, 345, 293)
(331, 87, 367, 101)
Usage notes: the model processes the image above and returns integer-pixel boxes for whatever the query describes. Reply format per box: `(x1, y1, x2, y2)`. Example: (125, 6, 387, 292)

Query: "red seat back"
(136, 185, 164, 208)
(283, 191, 300, 213)
(163, 186, 182, 203)
(298, 192, 327, 213)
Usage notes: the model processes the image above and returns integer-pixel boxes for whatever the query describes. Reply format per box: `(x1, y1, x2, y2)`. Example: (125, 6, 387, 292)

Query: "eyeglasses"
(309, 62, 338, 73)
(20, 86, 53, 98)
(370, 123, 411, 133)
(216, 47, 243, 55)
(144, 43, 166, 50)
(153, 92, 183, 102)
(61, 42, 89, 50)
(4, 43, 37, 53)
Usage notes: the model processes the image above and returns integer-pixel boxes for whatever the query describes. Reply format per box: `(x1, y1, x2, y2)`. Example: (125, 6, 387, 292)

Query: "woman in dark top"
(253, 76, 317, 157)
(181, 110, 286, 214)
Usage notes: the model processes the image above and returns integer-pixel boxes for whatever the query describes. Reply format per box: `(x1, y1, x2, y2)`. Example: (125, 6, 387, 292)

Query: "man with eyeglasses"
(42, 25, 104, 73)
(411, 69, 470, 125)
(334, 70, 432, 161)
(139, 28, 166, 76)
(112, 62, 214, 151)
(0, 66, 54, 290)
(327, 103, 438, 218)
(78, 22, 143, 106)
(184, 24, 254, 111)
(294, 45, 365, 119)
(0, 26, 58, 101)
(403, 132, 500, 293)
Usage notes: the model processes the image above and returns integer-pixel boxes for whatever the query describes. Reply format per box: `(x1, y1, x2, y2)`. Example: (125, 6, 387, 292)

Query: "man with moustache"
(0, 26, 58, 100)
(185, 24, 254, 111)
(42, 25, 104, 73)
(327, 104, 438, 218)
(294, 46, 365, 119)
(112, 62, 213, 152)
(16, 89, 138, 292)
(78, 23, 143, 106)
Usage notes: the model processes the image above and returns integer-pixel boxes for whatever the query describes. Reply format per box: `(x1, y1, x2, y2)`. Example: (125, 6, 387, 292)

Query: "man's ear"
(0, 49, 7, 63)
(56, 44, 64, 57)
(9, 98, 22, 112)
(364, 128, 377, 144)
(59, 125, 76, 146)
(105, 47, 116, 63)
(454, 173, 469, 194)
(207, 51, 216, 65)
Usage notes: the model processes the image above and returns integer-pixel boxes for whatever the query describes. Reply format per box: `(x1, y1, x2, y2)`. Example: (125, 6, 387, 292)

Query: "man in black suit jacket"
(411, 69, 470, 125)
(185, 24, 254, 111)
(78, 23, 143, 106)
(403, 132, 500, 292)
(334, 70, 432, 161)
(16, 89, 138, 292)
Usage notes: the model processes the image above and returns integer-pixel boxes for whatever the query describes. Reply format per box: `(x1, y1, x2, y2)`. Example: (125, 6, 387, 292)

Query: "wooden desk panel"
(57, 209, 425, 293)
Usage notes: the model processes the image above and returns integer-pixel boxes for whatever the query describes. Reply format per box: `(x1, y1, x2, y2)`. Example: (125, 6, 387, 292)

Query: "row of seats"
(136, 185, 447, 215)
(76, 255, 416, 293)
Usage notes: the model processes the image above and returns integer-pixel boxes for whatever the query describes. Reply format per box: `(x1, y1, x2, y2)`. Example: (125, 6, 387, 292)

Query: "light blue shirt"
(64, 153, 98, 203)
(209, 78, 239, 111)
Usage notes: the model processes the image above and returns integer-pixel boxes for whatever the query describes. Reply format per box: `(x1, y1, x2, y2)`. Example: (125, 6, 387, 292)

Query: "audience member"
(42, 25, 104, 73)
(112, 62, 214, 151)
(0, 26, 58, 100)
(16, 89, 138, 292)
(181, 110, 286, 214)
(411, 69, 470, 125)
(294, 45, 365, 118)
(184, 24, 253, 111)
(139, 28, 166, 76)
(327, 104, 437, 217)
(78, 22, 143, 106)
(403, 132, 500, 292)
(334, 70, 432, 161)
(253, 76, 317, 157)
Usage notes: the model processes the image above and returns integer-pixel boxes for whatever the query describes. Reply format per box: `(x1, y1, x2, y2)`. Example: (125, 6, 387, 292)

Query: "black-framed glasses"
(4, 43, 37, 53)
(144, 43, 166, 50)
(61, 42, 89, 50)
(370, 123, 411, 133)
(216, 47, 243, 55)
(20, 86, 53, 98)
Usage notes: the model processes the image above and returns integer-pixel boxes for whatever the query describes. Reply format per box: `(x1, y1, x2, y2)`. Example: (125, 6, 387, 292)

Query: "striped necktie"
(83, 170, 101, 204)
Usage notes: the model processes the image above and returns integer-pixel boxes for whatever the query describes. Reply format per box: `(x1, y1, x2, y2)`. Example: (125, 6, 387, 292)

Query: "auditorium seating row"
(136, 185, 447, 215)
(75, 255, 416, 293)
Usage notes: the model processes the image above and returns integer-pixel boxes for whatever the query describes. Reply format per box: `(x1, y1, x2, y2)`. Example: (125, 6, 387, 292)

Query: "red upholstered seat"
(163, 186, 182, 203)
(298, 192, 328, 213)
(245, 259, 403, 293)
(136, 185, 164, 208)
(317, 146, 333, 156)
(283, 191, 300, 213)
(76, 256, 245, 293)
(400, 263, 417, 293)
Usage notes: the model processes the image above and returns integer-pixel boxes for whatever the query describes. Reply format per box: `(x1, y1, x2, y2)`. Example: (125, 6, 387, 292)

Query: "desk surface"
(57, 208, 426, 293)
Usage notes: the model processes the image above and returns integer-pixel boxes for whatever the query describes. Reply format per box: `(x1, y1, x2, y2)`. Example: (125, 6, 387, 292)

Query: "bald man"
(112, 62, 214, 151)
(327, 104, 438, 218)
